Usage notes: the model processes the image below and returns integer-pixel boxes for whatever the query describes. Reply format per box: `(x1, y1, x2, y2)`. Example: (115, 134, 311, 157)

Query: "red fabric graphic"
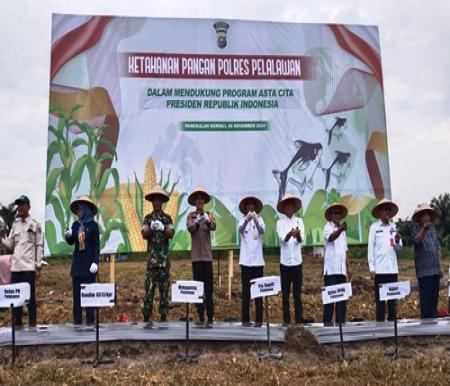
(329, 24, 383, 89)
(51, 16, 112, 80)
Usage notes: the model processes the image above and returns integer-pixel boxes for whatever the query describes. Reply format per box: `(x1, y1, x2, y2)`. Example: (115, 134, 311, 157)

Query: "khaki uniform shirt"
(186, 211, 216, 262)
(2, 216, 44, 272)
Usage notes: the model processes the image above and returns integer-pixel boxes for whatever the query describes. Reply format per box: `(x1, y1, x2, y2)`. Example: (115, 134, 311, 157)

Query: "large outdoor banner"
(45, 14, 390, 255)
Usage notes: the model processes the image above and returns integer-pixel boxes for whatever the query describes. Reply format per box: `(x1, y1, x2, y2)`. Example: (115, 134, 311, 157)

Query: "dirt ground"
(0, 332, 448, 385)
(0, 256, 449, 385)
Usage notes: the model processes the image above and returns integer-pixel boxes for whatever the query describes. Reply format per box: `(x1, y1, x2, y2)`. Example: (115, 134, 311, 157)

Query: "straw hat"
(188, 187, 211, 206)
(144, 185, 170, 203)
(70, 196, 98, 215)
(325, 203, 348, 221)
(412, 203, 438, 223)
(239, 195, 263, 215)
(276, 194, 302, 215)
(371, 198, 399, 219)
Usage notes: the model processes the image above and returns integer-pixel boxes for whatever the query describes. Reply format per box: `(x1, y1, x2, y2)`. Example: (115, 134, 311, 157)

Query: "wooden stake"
(228, 250, 233, 301)
(109, 254, 115, 283)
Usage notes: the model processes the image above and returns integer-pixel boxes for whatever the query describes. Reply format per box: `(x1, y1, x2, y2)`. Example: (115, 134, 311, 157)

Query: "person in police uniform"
(238, 195, 265, 327)
(141, 185, 174, 326)
(65, 196, 99, 326)
(367, 198, 402, 322)
(186, 187, 216, 327)
(322, 203, 352, 325)
(1, 195, 44, 327)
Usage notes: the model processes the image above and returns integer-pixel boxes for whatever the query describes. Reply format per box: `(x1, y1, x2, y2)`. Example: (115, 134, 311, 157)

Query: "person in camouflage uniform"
(141, 185, 174, 325)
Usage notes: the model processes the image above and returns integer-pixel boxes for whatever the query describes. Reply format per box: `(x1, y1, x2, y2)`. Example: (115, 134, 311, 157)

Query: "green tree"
(396, 217, 414, 246)
(430, 192, 450, 249)
(0, 203, 17, 236)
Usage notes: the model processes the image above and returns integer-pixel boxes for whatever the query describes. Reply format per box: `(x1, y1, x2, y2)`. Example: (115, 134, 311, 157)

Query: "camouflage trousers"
(142, 267, 170, 321)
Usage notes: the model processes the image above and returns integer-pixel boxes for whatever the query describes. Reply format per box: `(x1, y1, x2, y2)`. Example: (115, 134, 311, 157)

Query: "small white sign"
(0, 283, 30, 308)
(171, 280, 204, 303)
(250, 276, 281, 299)
(322, 282, 352, 305)
(80, 283, 115, 308)
(379, 281, 410, 301)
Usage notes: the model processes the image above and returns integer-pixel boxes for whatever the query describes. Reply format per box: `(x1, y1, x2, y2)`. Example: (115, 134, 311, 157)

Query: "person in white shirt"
(276, 194, 312, 325)
(323, 203, 352, 325)
(1, 195, 44, 327)
(367, 198, 402, 322)
(238, 195, 265, 327)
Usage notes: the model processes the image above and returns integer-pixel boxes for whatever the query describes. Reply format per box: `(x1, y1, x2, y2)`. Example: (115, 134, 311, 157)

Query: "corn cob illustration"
(121, 195, 146, 251)
(164, 188, 179, 222)
(143, 156, 157, 215)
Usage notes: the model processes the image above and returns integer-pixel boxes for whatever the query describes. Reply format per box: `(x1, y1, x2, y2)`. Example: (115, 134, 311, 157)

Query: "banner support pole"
(177, 302, 199, 363)
(10, 303, 15, 369)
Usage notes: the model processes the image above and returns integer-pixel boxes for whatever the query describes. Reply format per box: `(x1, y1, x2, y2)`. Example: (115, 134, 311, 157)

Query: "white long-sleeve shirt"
(1, 216, 44, 272)
(323, 221, 348, 276)
(238, 216, 265, 266)
(276, 214, 304, 266)
(367, 220, 402, 274)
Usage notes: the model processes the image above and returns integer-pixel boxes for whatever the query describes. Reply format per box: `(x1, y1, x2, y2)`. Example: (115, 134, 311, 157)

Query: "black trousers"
(192, 261, 214, 322)
(418, 275, 440, 318)
(72, 275, 96, 325)
(280, 264, 303, 323)
(240, 265, 264, 323)
(10, 271, 36, 326)
(374, 273, 398, 322)
(323, 274, 347, 324)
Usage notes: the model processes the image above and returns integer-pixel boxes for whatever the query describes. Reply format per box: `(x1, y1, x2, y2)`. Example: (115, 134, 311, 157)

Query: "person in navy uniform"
(65, 196, 99, 326)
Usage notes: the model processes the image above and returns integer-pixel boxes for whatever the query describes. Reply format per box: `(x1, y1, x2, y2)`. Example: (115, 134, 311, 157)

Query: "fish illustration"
(322, 150, 351, 189)
(272, 140, 323, 201)
(326, 117, 347, 145)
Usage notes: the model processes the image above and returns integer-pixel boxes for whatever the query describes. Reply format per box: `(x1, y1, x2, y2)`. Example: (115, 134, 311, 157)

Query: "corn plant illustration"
(115, 156, 187, 251)
(46, 102, 131, 255)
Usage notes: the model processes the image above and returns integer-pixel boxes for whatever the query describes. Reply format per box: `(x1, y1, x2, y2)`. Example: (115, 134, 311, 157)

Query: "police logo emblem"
(213, 22, 229, 49)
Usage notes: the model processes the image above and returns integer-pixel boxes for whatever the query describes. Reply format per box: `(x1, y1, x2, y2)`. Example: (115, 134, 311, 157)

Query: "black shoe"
(297, 316, 315, 324)
(254, 322, 263, 328)
(282, 322, 291, 327)
(160, 315, 167, 322)
(242, 321, 253, 327)
(205, 321, 213, 328)
(143, 321, 154, 329)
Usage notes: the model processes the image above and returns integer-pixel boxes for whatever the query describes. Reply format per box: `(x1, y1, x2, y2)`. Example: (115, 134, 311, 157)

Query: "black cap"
(14, 195, 30, 205)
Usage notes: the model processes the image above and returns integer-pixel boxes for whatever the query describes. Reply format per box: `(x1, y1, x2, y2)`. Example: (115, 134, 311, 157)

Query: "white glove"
(64, 229, 72, 239)
(246, 212, 253, 222)
(251, 211, 258, 220)
(151, 220, 165, 231)
(89, 262, 98, 274)
(202, 213, 210, 223)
